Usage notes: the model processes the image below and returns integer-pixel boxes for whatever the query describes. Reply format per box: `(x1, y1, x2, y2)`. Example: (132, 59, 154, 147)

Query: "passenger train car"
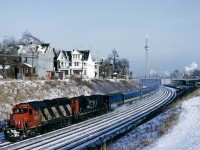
(4, 84, 159, 141)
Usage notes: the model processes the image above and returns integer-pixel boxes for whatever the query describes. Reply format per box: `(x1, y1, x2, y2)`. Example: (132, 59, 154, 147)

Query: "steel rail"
(1, 87, 174, 150)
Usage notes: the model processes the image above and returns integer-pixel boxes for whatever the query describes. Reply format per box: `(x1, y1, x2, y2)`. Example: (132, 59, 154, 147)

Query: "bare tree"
(109, 49, 119, 72)
(0, 37, 19, 77)
(19, 31, 43, 45)
(170, 69, 181, 78)
(118, 58, 129, 76)
(99, 58, 113, 78)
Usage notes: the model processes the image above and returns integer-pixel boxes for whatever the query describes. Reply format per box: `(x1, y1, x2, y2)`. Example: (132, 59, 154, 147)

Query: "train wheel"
(19, 135, 23, 141)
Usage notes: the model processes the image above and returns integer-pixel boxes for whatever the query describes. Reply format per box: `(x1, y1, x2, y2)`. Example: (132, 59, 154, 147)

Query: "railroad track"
(0, 133, 12, 148)
(0, 90, 164, 149)
(1, 87, 175, 150)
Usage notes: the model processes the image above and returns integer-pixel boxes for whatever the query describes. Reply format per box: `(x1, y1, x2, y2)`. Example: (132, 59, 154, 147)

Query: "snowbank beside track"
(145, 96, 200, 150)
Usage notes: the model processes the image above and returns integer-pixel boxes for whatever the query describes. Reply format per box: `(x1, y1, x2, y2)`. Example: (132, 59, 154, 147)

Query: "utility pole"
(29, 42, 34, 81)
(81, 53, 84, 80)
(31, 50, 34, 80)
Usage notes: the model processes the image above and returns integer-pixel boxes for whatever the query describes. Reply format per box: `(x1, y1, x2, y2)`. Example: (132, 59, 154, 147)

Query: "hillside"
(0, 79, 139, 120)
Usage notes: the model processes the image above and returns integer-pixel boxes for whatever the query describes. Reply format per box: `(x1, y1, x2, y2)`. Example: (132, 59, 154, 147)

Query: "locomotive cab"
(4, 103, 41, 141)
(10, 104, 31, 129)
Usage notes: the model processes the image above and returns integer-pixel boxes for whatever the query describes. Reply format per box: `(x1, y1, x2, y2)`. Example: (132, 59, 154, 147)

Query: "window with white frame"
(74, 62, 79, 66)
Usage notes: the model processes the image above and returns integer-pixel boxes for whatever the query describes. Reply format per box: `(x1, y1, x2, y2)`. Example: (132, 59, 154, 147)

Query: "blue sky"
(0, 0, 200, 76)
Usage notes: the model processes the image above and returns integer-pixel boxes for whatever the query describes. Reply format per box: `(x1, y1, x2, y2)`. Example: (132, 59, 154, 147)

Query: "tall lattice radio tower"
(144, 34, 149, 77)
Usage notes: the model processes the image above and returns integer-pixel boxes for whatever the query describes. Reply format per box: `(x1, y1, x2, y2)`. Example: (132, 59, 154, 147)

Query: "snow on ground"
(108, 96, 200, 150)
(145, 96, 200, 150)
(107, 105, 182, 150)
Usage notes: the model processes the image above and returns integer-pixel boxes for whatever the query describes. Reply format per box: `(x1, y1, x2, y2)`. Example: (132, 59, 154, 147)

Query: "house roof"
(62, 50, 72, 61)
(60, 50, 90, 61)
(18, 63, 33, 68)
(37, 43, 50, 54)
(41, 43, 50, 48)
(17, 43, 50, 54)
(78, 50, 90, 60)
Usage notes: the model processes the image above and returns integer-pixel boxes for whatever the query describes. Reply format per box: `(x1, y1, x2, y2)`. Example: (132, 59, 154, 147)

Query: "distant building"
(17, 43, 55, 78)
(98, 58, 113, 79)
(17, 63, 34, 79)
(57, 49, 95, 79)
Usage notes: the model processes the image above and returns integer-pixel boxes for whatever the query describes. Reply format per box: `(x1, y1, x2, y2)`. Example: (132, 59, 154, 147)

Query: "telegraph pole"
(31, 50, 34, 80)
(81, 53, 84, 80)
(29, 42, 34, 81)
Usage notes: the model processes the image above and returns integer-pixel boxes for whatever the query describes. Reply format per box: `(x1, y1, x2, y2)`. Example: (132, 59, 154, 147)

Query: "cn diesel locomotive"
(4, 84, 159, 141)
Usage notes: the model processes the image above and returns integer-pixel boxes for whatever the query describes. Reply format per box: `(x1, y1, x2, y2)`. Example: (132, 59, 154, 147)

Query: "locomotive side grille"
(55, 106, 64, 117)
(44, 108, 52, 120)
(66, 105, 72, 115)
(59, 106, 67, 116)
(62, 105, 71, 116)
(40, 108, 48, 121)
(40, 104, 73, 122)
(51, 107, 59, 118)
(47, 107, 56, 118)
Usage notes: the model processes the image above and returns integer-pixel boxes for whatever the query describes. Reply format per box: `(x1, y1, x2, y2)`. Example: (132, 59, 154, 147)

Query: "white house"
(18, 43, 55, 78)
(57, 49, 95, 79)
